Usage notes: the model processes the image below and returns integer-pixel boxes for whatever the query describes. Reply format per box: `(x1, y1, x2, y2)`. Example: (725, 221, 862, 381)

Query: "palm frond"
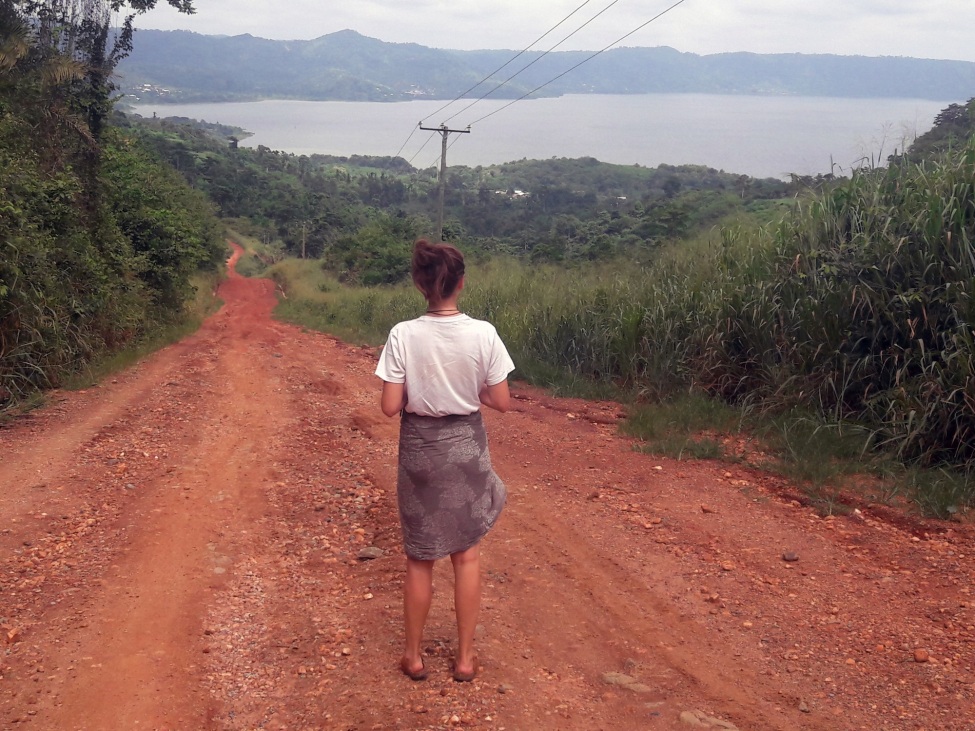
(0, 15, 31, 72)
(41, 56, 87, 87)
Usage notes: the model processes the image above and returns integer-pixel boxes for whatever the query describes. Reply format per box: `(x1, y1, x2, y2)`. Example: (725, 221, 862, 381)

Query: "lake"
(131, 94, 949, 180)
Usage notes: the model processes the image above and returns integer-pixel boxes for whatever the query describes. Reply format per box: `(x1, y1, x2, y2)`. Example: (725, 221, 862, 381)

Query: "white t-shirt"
(375, 314, 515, 417)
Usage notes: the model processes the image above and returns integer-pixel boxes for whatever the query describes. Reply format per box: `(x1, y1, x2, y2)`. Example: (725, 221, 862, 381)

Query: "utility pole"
(419, 123, 470, 241)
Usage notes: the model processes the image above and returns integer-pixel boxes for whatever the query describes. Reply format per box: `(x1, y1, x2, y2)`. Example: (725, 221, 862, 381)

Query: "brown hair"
(411, 239, 465, 303)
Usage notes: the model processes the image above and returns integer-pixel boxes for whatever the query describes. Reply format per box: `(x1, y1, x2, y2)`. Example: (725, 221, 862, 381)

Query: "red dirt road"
(1, 245, 973, 731)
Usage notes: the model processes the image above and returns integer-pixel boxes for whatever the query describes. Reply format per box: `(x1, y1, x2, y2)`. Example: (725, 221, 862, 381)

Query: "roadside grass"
(754, 412, 884, 486)
(902, 467, 975, 521)
(62, 270, 224, 391)
(0, 391, 48, 426)
(511, 356, 625, 401)
(267, 258, 407, 344)
(622, 395, 972, 519)
(622, 393, 740, 461)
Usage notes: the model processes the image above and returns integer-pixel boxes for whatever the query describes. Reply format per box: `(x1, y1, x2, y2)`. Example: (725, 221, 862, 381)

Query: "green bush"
(0, 121, 223, 404)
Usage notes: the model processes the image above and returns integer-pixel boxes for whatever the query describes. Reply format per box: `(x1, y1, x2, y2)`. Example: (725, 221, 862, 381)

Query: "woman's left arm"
(479, 379, 510, 413)
(380, 381, 407, 417)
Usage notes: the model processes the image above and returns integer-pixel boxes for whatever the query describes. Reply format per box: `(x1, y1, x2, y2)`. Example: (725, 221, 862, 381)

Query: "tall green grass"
(702, 147, 975, 468)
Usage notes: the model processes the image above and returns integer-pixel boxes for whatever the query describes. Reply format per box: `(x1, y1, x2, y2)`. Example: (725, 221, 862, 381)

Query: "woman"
(375, 239, 514, 683)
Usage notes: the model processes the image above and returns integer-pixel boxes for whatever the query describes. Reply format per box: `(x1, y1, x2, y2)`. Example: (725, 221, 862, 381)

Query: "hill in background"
(117, 29, 975, 103)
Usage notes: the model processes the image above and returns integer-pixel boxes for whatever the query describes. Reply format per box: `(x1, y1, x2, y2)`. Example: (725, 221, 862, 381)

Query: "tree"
(9, 1, 195, 139)
(1, 0, 216, 405)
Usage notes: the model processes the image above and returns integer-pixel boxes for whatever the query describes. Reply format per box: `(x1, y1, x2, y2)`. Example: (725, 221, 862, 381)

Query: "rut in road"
(1, 245, 972, 731)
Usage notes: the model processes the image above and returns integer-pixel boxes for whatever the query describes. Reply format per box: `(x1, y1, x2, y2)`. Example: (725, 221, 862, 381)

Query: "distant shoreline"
(129, 94, 946, 180)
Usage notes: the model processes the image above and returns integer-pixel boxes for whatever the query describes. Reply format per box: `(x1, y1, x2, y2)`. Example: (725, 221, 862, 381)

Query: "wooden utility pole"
(297, 220, 308, 259)
(419, 123, 470, 241)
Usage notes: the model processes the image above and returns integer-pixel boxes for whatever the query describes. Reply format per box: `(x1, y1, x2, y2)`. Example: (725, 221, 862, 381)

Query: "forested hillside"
(117, 29, 975, 103)
(0, 1, 222, 407)
(126, 112, 793, 282)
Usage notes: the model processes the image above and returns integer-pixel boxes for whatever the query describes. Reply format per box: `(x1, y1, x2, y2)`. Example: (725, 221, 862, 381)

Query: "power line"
(424, 0, 599, 124)
(393, 123, 421, 159)
(401, 0, 690, 165)
(396, 0, 599, 159)
(443, 0, 624, 125)
(468, 0, 689, 128)
(407, 131, 439, 166)
(420, 124, 471, 240)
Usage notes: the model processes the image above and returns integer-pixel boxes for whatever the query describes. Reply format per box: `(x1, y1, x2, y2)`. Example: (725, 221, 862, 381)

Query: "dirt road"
(1, 245, 973, 731)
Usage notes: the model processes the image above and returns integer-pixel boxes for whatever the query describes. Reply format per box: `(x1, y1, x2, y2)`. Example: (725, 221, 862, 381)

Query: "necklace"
(426, 308, 461, 316)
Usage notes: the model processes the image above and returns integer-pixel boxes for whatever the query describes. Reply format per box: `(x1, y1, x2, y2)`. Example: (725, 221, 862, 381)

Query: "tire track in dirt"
(457, 410, 833, 731)
(2, 247, 295, 729)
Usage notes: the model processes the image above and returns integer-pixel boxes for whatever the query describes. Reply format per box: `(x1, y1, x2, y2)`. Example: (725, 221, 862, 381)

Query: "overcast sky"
(133, 0, 975, 62)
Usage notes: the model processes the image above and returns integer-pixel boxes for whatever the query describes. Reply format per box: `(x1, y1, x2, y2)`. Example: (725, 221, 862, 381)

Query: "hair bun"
(411, 239, 465, 302)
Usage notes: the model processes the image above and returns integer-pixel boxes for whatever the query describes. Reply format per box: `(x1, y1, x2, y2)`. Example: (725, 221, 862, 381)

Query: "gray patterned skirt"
(397, 411, 506, 561)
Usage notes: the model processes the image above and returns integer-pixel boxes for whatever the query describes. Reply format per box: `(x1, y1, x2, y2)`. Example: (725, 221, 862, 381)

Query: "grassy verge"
(622, 395, 970, 519)
(621, 393, 742, 461)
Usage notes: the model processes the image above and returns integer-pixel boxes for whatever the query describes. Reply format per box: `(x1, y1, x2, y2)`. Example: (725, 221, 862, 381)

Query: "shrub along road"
(1, 245, 972, 731)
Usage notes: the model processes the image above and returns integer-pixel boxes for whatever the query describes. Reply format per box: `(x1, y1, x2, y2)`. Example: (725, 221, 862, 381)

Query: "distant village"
(126, 83, 175, 100)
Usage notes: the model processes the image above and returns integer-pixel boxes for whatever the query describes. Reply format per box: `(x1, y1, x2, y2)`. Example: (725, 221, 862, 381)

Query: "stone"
(357, 546, 384, 560)
(602, 671, 636, 686)
(914, 649, 930, 663)
(601, 671, 651, 694)
(782, 552, 800, 562)
(701, 505, 716, 514)
(680, 709, 739, 729)
(799, 700, 810, 713)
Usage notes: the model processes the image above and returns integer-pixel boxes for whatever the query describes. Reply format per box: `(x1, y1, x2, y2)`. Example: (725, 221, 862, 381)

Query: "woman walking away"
(375, 239, 514, 683)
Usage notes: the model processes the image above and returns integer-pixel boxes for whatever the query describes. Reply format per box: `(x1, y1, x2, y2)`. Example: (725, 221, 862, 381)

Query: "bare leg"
(403, 557, 434, 674)
(450, 544, 481, 675)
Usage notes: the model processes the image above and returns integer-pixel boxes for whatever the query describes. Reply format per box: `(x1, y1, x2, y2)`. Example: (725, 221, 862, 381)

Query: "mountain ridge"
(118, 29, 975, 103)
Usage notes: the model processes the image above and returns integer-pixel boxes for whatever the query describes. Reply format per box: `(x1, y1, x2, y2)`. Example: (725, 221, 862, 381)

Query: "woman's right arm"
(479, 380, 510, 413)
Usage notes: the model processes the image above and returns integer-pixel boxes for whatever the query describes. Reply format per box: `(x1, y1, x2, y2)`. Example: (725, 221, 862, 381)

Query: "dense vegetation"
(0, 0, 223, 407)
(118, 29, 975, 103)
(896, 97, 975, 163)
(125, 114, 792, 283)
